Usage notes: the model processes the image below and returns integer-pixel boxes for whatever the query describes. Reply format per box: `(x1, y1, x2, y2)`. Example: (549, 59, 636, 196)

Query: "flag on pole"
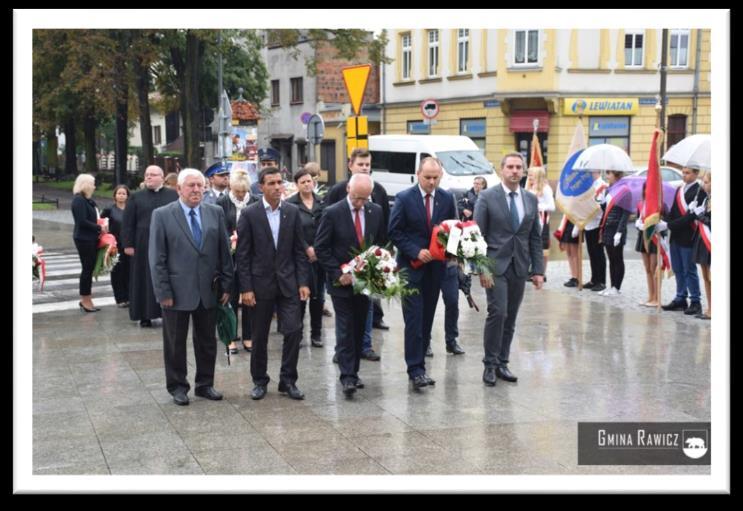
(643, 129, 664, 243)
(555, 120, 600, 229)
(530, 131, 543, 168)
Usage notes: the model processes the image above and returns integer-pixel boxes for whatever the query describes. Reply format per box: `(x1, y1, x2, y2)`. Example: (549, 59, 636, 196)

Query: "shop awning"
(509, 111, 550, 133)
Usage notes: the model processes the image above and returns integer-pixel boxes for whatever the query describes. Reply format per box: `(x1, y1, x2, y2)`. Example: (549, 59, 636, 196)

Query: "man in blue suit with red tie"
(389, 157, 457, 390)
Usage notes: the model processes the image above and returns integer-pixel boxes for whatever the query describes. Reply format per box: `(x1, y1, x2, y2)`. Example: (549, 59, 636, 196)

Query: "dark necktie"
(354, 208, 364, 246)
(509, 191, 520, 232)
(425, 193, 432, 230)
(189, 209, 202, 248)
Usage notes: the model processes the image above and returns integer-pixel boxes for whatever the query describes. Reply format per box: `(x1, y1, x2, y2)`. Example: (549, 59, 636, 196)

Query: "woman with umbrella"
(691, 171, 711, 320)
(597, 170, 632, 297)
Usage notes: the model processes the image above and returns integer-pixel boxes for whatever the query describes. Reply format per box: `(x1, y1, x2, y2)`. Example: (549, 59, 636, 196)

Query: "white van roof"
(370, 135, 479, 152)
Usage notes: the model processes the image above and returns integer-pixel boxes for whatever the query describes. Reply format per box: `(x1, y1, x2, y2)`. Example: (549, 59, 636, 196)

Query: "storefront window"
(460, 118, 486, 151)
(588, 116, 631, 154)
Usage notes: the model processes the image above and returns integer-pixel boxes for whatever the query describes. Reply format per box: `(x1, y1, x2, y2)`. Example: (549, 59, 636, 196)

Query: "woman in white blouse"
(526, 166, 555, 279)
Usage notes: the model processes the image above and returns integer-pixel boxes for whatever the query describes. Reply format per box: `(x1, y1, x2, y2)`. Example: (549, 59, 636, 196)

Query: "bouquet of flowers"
(32, 238, 46, 290)
(338, 245, 417, 300)
(230, 231, 238, 255)
(412, 220, 493, 277)
(92, 218, 119, 280)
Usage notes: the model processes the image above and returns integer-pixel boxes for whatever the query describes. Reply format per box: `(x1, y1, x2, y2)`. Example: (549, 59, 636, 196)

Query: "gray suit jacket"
(474, 185, 544, 278)
(148, 200, 233, 311)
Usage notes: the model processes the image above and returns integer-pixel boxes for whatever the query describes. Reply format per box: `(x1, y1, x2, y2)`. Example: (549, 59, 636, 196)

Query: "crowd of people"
(67, 147, 712, 405)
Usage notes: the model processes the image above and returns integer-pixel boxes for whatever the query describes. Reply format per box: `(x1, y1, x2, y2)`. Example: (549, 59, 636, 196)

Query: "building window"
(428, 30, 439, 77)
(514, 30, 539, 65)
(670, 30, 690, 68)
(624, 31, 644, 67)
(407, 120, 431, 135)
(667, 115, 687, 150)
(271, 80, 280, 106)
(153, 125, 161, 146)
(290, 77, 303, 105)
(588, 116, 631, 154)
(457, 29, 470, 73)
(460, 118, 486, 152)
(401, 33, 412, 80)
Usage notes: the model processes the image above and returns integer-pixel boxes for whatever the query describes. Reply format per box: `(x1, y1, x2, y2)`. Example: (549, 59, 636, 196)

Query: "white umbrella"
(662, 134, 711, 171)
(573, 143, 635, 172)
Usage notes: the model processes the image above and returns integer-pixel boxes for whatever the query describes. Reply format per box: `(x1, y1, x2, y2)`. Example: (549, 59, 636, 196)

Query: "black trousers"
(604, 244, 625, 290)
(585, 228, 606, 285)
(251, 293, 302, 387)
(331, 294, 370, 385)
(74, 238, 98, 296)
(110, 252, 130, 304)
(300, 262, 324, 338)
(161, 302, 217, 395)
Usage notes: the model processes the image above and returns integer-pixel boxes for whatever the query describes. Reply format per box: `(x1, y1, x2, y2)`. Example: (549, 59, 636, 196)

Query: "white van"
(369, 135, 500, 198)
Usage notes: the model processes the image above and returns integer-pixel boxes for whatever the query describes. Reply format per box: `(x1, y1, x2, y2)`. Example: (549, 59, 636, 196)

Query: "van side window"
(370, 151, 417, 175)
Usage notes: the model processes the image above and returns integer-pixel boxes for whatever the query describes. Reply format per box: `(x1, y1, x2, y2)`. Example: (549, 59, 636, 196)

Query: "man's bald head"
(347, 173, 373, 210)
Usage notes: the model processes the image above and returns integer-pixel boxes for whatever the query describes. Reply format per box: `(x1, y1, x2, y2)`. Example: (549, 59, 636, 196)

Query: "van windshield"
(437, 151, 494, 176)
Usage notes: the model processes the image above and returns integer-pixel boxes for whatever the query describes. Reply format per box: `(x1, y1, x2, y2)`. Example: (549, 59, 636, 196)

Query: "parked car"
(369, 135, 500, 199)
(632, 165, 684, 188)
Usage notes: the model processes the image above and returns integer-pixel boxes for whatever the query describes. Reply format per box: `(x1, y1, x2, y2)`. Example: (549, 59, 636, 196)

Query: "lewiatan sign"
(564, 98, 639, 116)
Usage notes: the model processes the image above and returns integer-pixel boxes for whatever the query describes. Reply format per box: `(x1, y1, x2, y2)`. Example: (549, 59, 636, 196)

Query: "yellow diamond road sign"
(342, 64, 372, 117)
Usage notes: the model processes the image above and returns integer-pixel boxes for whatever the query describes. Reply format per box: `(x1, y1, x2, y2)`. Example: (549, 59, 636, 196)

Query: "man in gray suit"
(474, 153, 544, 387)
(149, 168, 233, 406)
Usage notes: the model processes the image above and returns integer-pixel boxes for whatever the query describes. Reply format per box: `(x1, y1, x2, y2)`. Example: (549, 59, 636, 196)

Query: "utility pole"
(659, 29, 669, 138)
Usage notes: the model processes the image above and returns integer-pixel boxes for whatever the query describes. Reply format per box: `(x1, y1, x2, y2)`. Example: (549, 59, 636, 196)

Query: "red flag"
(643, 129, 663, 244)
(530, 131, 543, 168)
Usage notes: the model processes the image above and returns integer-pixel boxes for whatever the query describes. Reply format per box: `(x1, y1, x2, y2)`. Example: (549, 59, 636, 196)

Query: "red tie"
(354, 208, 364, 246)
(425, 193, 432, 230)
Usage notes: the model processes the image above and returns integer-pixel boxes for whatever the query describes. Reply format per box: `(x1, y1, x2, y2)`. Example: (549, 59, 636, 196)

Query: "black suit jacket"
(315, 199, 387, 298)
(236, 200, 310, 300)
(668, 182, 708, 247)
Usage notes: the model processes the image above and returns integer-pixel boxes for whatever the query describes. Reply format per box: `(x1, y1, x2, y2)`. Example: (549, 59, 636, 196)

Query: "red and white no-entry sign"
(420, 99, 440, 119)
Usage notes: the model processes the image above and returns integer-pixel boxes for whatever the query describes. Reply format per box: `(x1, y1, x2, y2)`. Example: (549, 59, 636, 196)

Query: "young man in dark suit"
(388, 157, 457, 390)
(236, 166, 311, 401)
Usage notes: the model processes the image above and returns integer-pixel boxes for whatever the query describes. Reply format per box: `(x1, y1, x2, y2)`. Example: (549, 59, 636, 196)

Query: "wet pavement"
(28, 211, 712, 480)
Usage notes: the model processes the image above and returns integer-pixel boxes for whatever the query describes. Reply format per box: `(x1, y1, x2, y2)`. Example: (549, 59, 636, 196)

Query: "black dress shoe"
(361, 350, 381, 361)
(423, 374, 436, 386)
(310, 336, 323, 347)
(78, 302, 100, 313)
(195, 386, 223, 400)
(590, 283, 606, 292)
(354, 378, 365, 389)
(278, 382, 305, 400)
(684, 302, 702, 315)
(583, 281, 596, 289)
(411, 375, 428, 389)
(242, 341, 252, 352)
(251, 385, 267, 400)
(425, 345, 434, 357)
(372, 320, 390, 330)
(342, 381, 357, 397)
(446, 342, 465, 355)
(229, 347, 239, 355)
(483, 367, 496, 386)
(140, 319, 153, 327)
(563, 278, 578, 288)
(172, 389, 189, 406)
(496, 366, 518, 382)
(662, 299, 688, 311)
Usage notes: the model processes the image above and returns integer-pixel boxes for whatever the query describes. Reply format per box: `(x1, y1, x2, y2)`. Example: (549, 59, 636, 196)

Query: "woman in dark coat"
(217, 169, 259, 353)
(71, 174, 105, 312)
(286, 168, 326, 347)
(598, 170, 631, 296)
(100, 185, 131, 307)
